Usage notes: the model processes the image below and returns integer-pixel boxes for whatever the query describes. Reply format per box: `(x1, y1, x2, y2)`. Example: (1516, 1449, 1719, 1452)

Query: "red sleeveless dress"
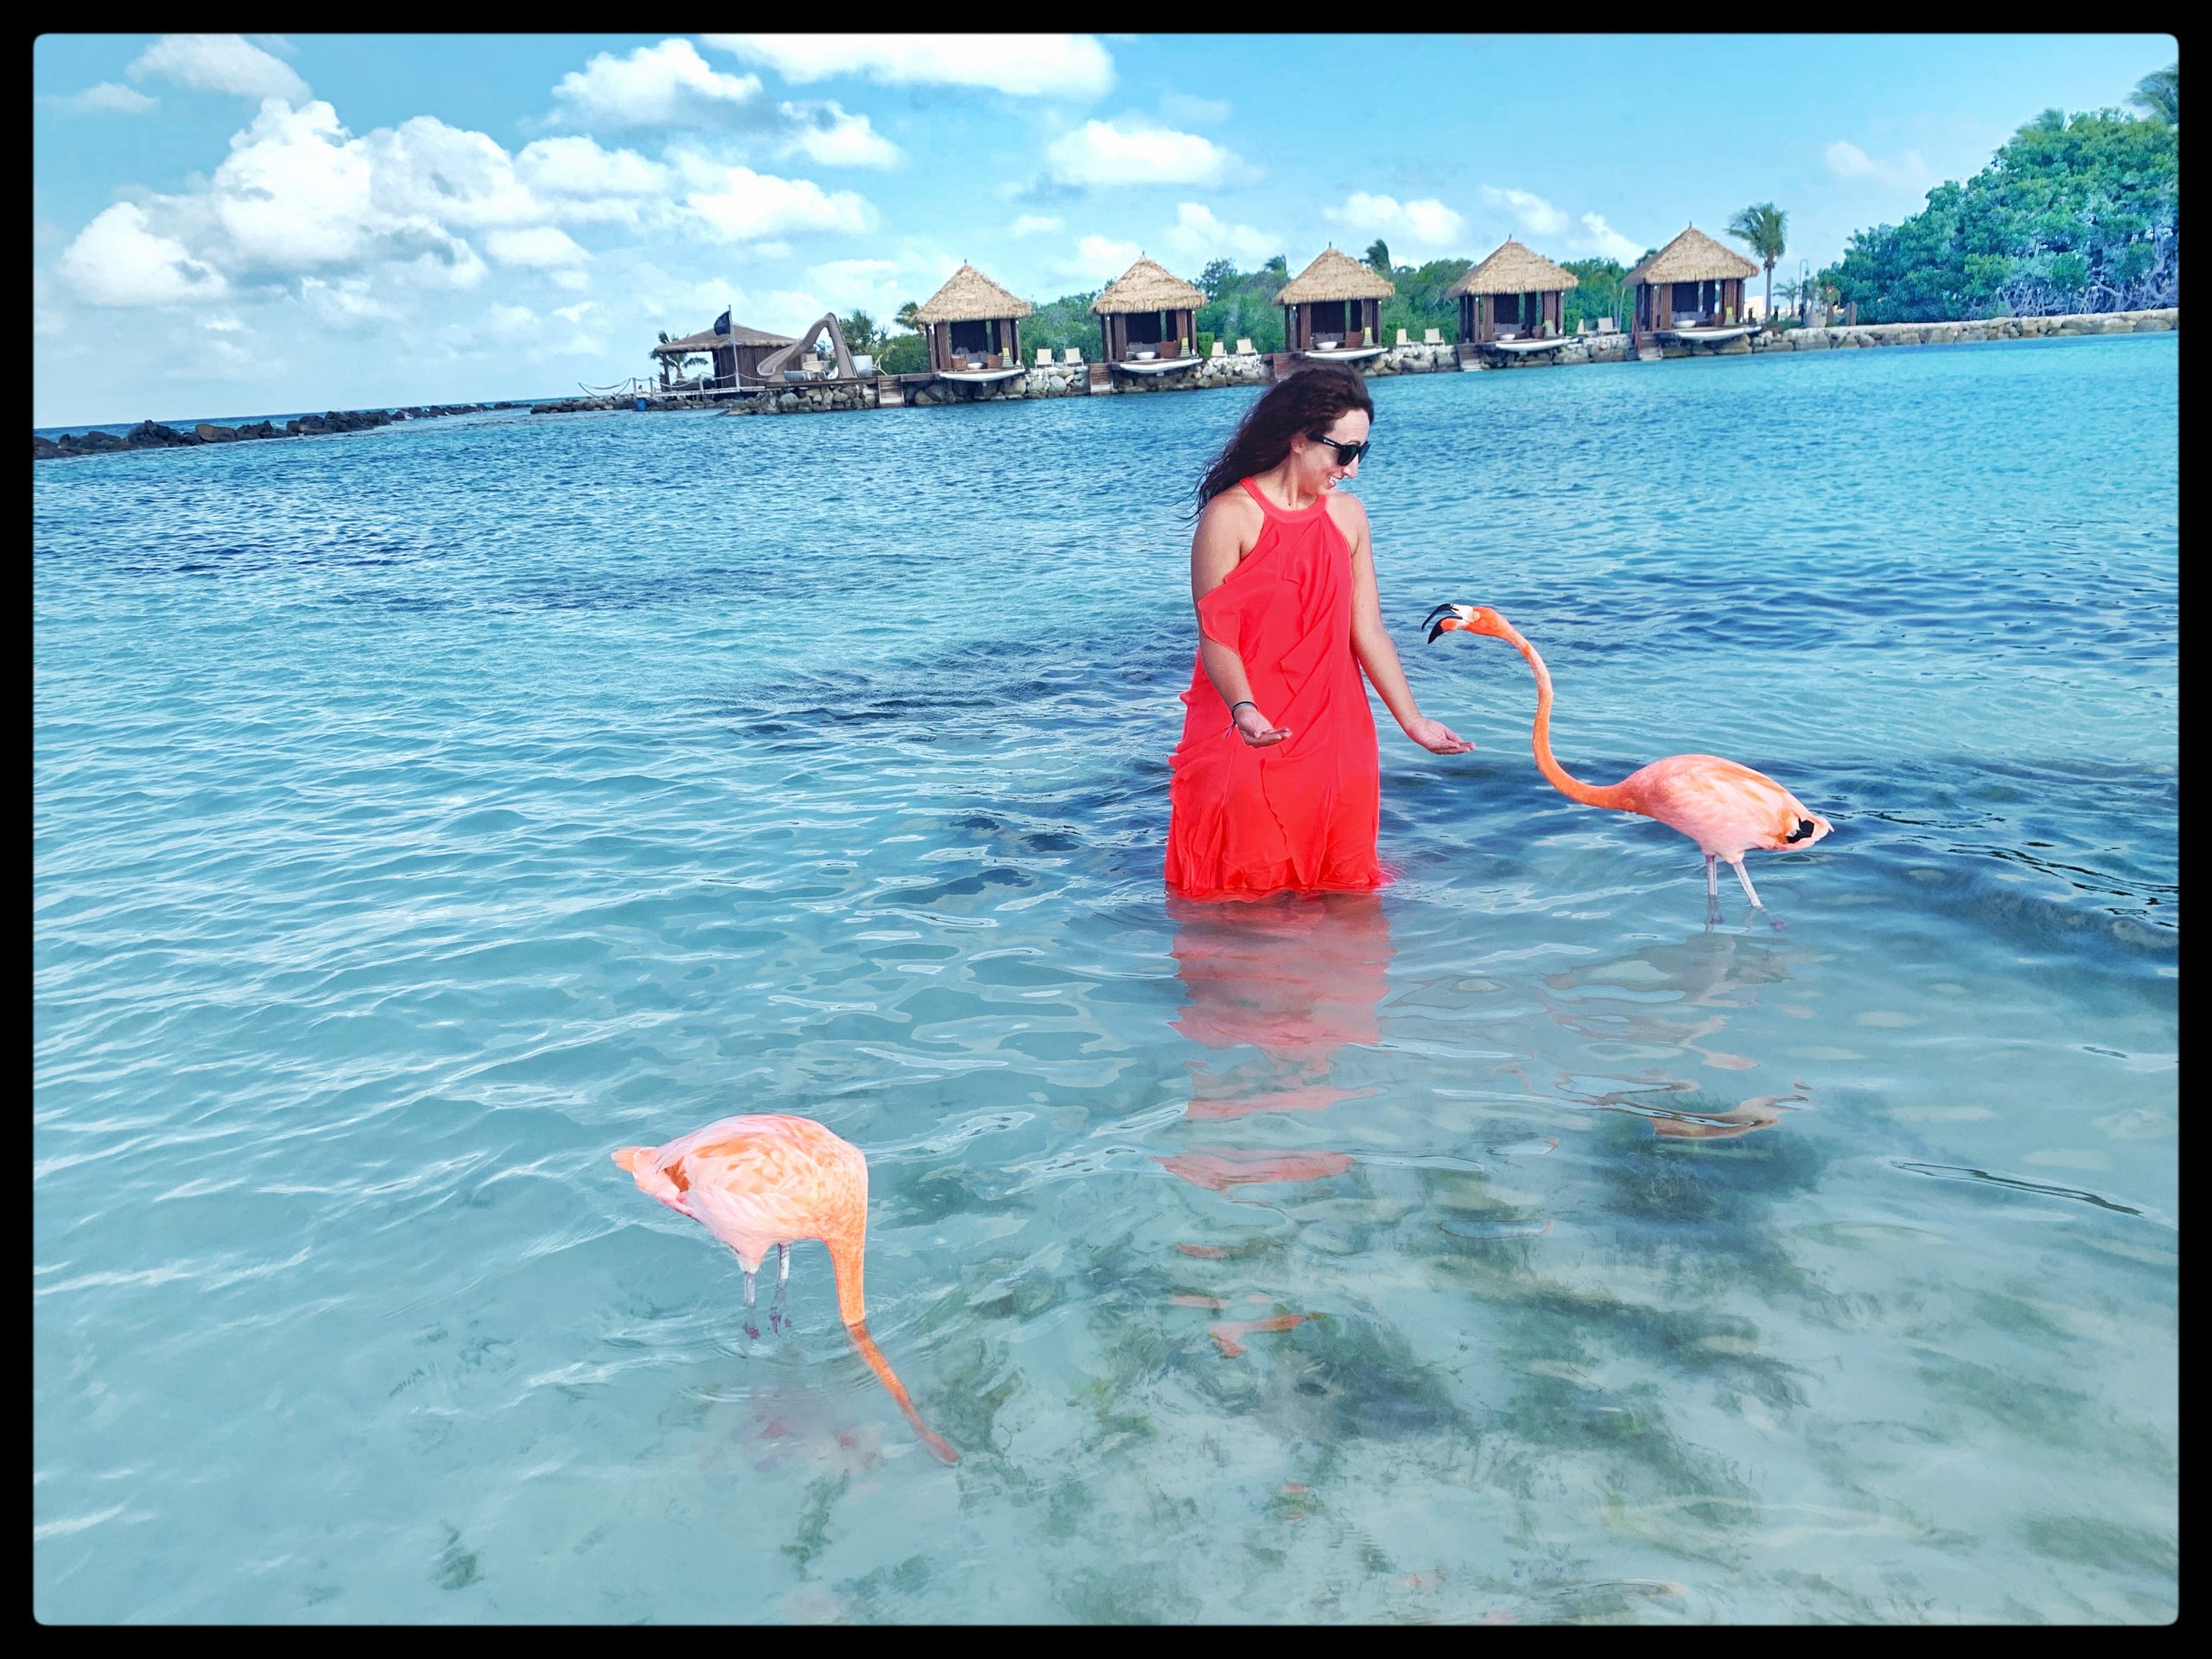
(1165, 479, 1382, 900)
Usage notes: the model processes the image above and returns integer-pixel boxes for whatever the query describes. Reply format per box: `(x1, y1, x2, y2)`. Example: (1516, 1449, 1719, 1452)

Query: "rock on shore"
(35, 401, 518, 461)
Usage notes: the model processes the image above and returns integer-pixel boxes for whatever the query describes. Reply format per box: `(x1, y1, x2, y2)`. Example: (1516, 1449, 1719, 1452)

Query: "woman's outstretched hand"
(1232, 705, 1293, 747)
(1404, 715, 1473, 755)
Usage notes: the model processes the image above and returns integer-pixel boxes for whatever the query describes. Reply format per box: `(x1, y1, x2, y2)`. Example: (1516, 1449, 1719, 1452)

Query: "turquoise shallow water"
(35, 336, 2177, 1624)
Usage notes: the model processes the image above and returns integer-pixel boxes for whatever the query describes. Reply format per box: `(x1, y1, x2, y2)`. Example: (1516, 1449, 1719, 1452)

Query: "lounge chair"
(1062, 347, 1082, 365)
(1423, 327, 1442, 344)
(1235, 339, 1254, 355)
(1210, 341, 1227, 357)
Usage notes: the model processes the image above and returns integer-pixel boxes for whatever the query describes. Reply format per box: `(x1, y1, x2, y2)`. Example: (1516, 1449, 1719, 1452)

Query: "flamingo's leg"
(1704, 855, 1722, 929)
(770, 1243, 791, 1334)
(742, 1267, 760, 1340)
(1730, 859, 1785, 931)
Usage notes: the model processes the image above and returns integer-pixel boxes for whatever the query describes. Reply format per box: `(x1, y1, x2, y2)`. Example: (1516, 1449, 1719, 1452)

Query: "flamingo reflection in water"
(1512, 929, 1813, 1141)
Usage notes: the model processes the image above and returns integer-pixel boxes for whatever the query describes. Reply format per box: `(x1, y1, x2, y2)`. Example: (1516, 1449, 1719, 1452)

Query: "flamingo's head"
(1779, 810, 1834, 849)
(612, 1145, 689, 1212)
(1424, 603, 1511, 643)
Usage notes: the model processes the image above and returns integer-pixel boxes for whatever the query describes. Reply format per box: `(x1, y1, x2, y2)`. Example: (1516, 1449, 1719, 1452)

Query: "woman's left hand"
(1404, 715, 1473, 755)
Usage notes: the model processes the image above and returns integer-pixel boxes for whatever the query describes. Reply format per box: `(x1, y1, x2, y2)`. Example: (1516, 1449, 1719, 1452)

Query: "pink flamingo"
(613, 1114, 958, 1464)
(1425, 605, 1833, 923)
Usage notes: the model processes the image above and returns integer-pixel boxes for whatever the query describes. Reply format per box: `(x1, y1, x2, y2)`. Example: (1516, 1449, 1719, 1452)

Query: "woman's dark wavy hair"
(1191, 365, 1374, 517)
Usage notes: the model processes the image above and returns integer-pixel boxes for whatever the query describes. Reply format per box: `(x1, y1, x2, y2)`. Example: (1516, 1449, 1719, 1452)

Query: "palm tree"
(893, 301, 921, 333)
(1365, 238, 1391, 274)
(1727, 203, 1788, 324)
(2130, 61, 2177, 125)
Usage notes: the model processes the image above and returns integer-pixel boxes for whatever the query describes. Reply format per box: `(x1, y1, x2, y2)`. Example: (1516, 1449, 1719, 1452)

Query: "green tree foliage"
(838, 309, 881, 357)
(1194, 261, 1291, 354)
(1817, 101, 2178, 321)
(1376, 257, 1471, 343)
(1017, 290, 1103, 358)
(2129, 61, 2177, 125)
(1726, 202, 1788, 320)
(1365, 238, 1391, 273)
(1560, 259, 1630, 333)
(877, 334, 927, 374)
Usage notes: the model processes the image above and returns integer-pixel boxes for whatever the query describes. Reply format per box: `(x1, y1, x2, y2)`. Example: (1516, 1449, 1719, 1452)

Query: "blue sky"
(33, 32, 2175, 426)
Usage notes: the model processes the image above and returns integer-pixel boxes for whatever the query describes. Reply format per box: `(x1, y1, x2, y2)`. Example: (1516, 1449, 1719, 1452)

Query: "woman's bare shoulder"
(1195, 487, 1263, 550)
(1323, 488, 1370, 545)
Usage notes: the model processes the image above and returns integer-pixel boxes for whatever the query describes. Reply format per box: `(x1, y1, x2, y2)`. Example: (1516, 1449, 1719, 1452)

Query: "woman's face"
(1294, 407, 1371, 492)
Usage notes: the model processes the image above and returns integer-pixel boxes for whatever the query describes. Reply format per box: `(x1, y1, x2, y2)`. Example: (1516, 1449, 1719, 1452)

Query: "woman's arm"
(1192, 495, 1290, 747)
(1338, 497, 1473, 755)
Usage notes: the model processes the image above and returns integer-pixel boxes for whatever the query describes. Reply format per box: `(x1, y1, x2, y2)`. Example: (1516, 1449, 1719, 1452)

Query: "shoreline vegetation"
(30, 310, 2179, 460)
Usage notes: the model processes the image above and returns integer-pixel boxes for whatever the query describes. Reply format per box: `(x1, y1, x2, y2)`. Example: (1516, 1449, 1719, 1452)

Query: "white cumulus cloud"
(1478, 185, 1567, 238)
(59, 202, 230, 307)
(778, 101, 900, 168)
(48, 82, 160, 114)
(300, 274, 397, 325)
(1059, 233, 1141, 283)
(1824, 139, 1931, 188)
(1012, 214, 1065, 237)
(702, 34, 1112, 99)
(683, 164, 872, 241)
(485, 226, 588, 268)
(550, 39, 766, 130)
(1326, 192, 1465, 252)
(1163, 202, 1274, 265)
(1578, 213, 1642, 264)
(1047, 118, 1236, 188)
(128, 35, 308, 103)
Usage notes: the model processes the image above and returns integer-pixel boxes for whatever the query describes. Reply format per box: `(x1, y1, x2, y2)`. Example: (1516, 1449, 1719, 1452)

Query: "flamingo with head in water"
(1425, 604, 1832, 923)
(613, 1114, 958, 1464)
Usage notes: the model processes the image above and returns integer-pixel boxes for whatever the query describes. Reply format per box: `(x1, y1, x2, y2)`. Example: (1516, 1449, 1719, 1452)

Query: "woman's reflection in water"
(1167, 891, 1394, 1124)
(1158, 894, 1395, 1356)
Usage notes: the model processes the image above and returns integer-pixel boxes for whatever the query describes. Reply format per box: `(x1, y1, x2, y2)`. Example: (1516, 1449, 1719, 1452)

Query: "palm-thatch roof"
(913, 262, 1033, 323)
(1090, 256, 1205, 315)
(1447, 239, 1579, 298)
(1275, 246, 1395, 304)
(1626, 226, 1758, 286)
(654, 321, 794, 354)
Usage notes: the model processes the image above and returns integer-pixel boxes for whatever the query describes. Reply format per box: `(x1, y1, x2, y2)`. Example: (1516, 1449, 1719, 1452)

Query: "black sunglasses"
(1308, 433, 1370, 465)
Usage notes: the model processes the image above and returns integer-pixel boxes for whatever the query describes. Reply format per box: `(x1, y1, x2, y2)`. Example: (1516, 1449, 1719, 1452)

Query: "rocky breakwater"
(35, 401, 512, 461)
(1478, 334, 1636, 370)
(1098, 353, 1271, 395)
(721, 380, 878, 416)
(1365, 341, 1461, 378)
(1744, 307, 2177, 354)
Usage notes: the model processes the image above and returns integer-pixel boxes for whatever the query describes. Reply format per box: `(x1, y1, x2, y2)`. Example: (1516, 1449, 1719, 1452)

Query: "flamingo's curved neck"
(1503, 625, 1630, 812)
(830, 1230, 959, 1463)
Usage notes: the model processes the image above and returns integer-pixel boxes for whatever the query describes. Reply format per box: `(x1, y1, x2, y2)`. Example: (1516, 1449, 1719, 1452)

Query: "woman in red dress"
(1165, 367, 1471, 901)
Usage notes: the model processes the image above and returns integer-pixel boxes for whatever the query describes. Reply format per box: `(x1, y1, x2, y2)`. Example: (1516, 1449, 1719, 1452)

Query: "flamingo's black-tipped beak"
(1423, 603, 1462, 644)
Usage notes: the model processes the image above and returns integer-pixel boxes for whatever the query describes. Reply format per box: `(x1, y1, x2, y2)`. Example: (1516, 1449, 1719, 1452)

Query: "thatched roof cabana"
(1628, 226, 1759, 344)
(1277, 247, 1395, 359)
(915, 262, 1032, 376)
(1091, 257, 1205, 315)
(1450, 240, 1579, 347)
(653, 321, 794, 356)
(652, 315, 797, 391)
(1624, 226, 1758, 288)
(1276, 246, 1396, 305)
(1092, 256, 1205, 369)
